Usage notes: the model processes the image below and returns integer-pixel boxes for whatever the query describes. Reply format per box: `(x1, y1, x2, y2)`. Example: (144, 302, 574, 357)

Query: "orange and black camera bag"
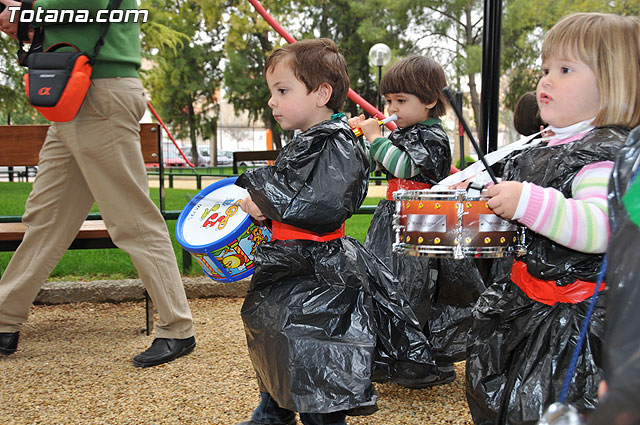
(22, 42, 92, 122)
(17, 0, 122, 122)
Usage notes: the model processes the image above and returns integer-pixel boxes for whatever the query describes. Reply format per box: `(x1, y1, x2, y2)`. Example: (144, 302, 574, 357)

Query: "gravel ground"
(0, 297, 472, 425)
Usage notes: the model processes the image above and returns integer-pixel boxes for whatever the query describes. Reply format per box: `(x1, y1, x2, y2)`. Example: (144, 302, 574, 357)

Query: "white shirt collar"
(547, 118, 595, 140)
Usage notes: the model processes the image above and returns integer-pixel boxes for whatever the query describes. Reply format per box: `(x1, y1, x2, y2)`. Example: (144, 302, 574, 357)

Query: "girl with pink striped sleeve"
(465, 12, 640, 425)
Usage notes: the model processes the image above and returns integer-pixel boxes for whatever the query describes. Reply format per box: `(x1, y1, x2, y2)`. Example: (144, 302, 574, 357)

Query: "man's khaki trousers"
(0, 78, 194, 339)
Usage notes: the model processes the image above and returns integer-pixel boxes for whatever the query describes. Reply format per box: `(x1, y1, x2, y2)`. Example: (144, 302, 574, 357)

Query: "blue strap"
(558, 164, 640, 402)
(558, 256, 607, 403)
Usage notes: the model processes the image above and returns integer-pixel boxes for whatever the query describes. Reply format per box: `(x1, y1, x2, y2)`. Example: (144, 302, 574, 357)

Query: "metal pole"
(248, 0, 396, 130)
(456, 91, 465, 169)
(375, 65, 383, 185)
(377, 65, 382, 112)
(480, 0, 502, 155)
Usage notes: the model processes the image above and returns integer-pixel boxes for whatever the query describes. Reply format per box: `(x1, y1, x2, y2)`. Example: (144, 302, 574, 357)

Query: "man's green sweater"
(32, 0, 141, 79)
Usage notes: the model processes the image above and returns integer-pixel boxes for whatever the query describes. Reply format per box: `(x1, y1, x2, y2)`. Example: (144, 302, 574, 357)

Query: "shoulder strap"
(16, 0, 41, 65)
(17, 0, 36, 42)
(90, 0, 124, 63)
(17, 0, 124, 66)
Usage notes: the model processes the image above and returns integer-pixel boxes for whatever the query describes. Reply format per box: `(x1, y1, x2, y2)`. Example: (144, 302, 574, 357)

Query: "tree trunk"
(468, 71, 481, 144)
(188, 98, 198, 166)
(463, 6, 482, 143)
(210, 117, 218, 167)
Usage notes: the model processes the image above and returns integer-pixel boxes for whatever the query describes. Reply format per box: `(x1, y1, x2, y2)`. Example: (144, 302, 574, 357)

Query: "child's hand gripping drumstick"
(350, 114, 397, 137)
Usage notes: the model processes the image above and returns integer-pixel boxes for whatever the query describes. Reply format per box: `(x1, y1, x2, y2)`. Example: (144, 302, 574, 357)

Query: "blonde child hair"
(542, 12, 640, 128)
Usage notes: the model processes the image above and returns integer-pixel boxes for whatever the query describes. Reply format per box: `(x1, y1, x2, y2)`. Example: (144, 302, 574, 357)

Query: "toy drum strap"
(175, 177, 271, 282)
(392, 189, 526, 259)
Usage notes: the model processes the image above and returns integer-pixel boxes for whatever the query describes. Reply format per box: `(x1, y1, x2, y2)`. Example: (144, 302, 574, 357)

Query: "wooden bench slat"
(232, 149, 280, 174)
(0, 123, 160, 166)
(232, 150, 280, 162)
(0, 220, 110, 241)
(0, 222, 30, 241)
(1, 125, 49, 166)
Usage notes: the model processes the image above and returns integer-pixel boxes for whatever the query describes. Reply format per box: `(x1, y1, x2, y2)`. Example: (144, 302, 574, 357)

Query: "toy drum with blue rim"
(175, 177, 271, 282)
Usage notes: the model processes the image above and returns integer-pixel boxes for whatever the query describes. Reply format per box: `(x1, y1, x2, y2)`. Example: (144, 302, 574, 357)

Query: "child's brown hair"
(264, 38, 350, 113)
(514, 91, 545, 136)
(380, 55, 448, 118)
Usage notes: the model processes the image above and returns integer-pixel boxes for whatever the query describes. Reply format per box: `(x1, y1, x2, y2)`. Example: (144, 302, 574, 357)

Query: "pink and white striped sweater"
(513, 132, 613, 254)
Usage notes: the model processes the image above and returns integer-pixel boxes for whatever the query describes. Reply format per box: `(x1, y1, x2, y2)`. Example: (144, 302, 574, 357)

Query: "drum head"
(176, 176, 272, 282)
(176, 177, 251, 250)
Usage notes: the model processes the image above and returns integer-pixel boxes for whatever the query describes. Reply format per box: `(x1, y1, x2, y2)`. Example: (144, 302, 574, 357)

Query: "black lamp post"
(368, 43, 392, 114)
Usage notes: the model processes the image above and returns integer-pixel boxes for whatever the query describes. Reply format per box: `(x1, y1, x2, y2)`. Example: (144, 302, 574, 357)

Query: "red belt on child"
(386, 178, 432, 200)
(271, 221, 345, 242)
(511, 260, 606, 306)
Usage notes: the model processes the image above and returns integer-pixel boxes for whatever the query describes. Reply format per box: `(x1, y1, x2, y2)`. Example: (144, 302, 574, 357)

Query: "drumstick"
(353, 114, 397, 137)
(443, 87, 498, 185)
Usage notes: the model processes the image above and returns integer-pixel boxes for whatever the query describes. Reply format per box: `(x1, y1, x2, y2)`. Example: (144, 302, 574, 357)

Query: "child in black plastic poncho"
(235, 38, 440, 425)
(588, 125, 640, 425)
(350, 55, 486, 387)
(465, 13, 640, 425)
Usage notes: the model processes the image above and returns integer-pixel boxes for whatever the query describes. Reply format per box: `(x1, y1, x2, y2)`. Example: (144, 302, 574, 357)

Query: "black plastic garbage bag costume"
(589, 125, 640, 425)
(365, 122, 486, 374)
(465, 126, 629, 425)
(236, 116, 439, 414)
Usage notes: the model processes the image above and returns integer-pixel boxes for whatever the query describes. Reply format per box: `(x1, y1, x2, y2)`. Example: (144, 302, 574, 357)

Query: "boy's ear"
(315, 83, 333, 107)
(424, 99, 437, 110)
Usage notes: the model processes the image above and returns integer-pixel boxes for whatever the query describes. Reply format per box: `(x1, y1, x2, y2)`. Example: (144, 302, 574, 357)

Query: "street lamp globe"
(368, 43, 392, 67)
(368, 43, 392, 112)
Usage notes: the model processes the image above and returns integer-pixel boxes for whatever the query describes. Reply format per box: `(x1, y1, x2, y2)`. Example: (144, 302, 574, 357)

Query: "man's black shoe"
(0, 331, 19, 355)
(132, 336, 195, 368)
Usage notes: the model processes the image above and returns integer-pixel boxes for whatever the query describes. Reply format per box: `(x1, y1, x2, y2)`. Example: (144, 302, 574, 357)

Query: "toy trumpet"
(352, 114, 397, 137)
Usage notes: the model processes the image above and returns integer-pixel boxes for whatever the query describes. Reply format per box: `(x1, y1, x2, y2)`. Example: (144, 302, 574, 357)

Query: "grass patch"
(0, 182, 380, 280)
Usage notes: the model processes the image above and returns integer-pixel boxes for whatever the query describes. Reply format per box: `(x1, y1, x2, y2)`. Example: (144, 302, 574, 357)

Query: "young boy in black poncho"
(235, 38, 440, 425)
(350, 55, 486, 386)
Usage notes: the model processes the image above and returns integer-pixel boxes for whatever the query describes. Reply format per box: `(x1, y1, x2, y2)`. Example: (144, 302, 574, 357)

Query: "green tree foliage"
(141, 0, 224, 165)
(218, 0, 404, 148)
(384, 0, 638, 133)
(221, 0, 278, 144)
(4, 0, 636, 148)
(0, 36, 47, 124)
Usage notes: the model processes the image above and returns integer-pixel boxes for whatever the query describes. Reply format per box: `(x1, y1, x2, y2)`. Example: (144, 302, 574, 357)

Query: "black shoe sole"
(398, 371, 457, 389)
(0, 347, 16, 356)
(132, 341, 196, 368)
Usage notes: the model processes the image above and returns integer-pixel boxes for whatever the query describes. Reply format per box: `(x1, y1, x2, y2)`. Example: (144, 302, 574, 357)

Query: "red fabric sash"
(511, 260, 605, 305)
(386, 178, 432, 200)
(271, 221, 345, 242)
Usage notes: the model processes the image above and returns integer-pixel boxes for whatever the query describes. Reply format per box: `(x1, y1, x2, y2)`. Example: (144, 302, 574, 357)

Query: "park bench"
(232, 149, 280, 174)
(0, 123, 166, 335)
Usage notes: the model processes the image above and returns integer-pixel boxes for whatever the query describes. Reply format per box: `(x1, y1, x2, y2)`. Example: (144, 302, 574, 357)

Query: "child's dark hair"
(513, 91, 546, 136)
(380, 55, 448, 118)
(264, 38, 350, 112)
